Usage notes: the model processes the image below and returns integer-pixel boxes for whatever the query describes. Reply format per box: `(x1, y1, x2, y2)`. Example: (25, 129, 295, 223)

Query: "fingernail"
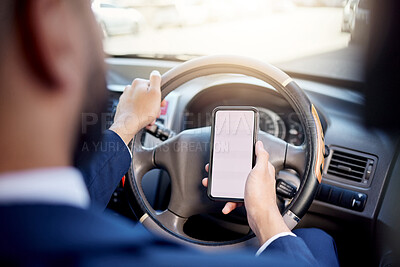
(256, 141, 262, 149)
(151, 70, 160, 76)
(222, 207, 228, 214)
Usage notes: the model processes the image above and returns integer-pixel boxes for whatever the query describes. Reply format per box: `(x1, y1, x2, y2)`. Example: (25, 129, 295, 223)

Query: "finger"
(149, 70, 161, 90)
(205, 163, 209, 173)
(202, 178, 208, 187)
(132, 78, 147, 88)
(157, 100, 166, 118)
(268, 161, 276, 177)
(222, 202, 237, 214)
(254, 141, 269, 169)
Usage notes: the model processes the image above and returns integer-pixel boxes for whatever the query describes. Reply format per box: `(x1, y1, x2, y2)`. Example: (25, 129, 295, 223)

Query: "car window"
(100, 4, 117, 8)
(94, 0, 370, 82)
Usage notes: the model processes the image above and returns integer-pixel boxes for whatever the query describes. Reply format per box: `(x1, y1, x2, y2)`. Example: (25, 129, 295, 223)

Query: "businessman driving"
(0, 1, 338, 266)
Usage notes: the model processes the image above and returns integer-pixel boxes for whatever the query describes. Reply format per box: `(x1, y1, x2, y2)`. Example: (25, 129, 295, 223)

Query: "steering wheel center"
(126, 55, 325, 247)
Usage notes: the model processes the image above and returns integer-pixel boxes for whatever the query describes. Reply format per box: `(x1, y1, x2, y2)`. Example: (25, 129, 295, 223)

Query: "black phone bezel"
(207, 106, 259, 202)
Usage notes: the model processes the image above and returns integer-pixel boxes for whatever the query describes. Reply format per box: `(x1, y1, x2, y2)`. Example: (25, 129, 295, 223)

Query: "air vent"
(325, 147, 377, 185)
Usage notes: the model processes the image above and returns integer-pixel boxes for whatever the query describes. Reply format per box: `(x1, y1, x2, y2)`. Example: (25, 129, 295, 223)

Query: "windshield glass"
(95, 0, 369, 82)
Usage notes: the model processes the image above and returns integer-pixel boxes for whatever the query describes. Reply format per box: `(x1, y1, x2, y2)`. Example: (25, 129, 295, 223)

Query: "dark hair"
(0, 1, 16, 55)
(364, 0, 400, 130)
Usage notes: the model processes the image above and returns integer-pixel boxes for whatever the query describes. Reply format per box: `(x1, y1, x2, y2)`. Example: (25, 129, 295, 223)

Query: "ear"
(16, 0, 83, 91)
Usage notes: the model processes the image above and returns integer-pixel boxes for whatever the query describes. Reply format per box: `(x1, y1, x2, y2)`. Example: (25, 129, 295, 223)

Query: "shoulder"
(0, 204, 158, 263)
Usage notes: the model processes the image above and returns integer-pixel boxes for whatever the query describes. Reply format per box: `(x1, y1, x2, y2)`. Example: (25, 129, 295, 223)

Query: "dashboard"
(184, 99, 305, 146)
(105, 57, 399, 266)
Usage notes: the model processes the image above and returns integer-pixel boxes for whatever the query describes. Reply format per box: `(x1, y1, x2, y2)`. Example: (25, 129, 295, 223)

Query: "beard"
(72, 55, 108, 167)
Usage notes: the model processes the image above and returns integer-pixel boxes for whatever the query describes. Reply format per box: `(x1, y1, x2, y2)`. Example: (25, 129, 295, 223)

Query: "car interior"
(96, 0, 400, 266)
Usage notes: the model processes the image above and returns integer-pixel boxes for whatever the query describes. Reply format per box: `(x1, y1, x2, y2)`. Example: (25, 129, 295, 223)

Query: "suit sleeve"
(76, 130, 132, 209)
(258, 235, 319, 265)
(79, 221, 321, 266)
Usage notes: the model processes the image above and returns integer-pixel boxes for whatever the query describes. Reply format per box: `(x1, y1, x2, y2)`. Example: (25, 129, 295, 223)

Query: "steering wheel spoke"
(154, 210, 188, 237)
(257, 130, 288, 171)
(128, 55, 323, 246)
(153, 127, 226, 218)
(286, 144, 306, 177)
(131, 135, 157, 183)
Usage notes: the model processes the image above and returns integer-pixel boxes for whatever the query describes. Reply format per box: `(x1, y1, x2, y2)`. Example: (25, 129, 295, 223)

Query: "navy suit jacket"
(0, 130, 338, 266)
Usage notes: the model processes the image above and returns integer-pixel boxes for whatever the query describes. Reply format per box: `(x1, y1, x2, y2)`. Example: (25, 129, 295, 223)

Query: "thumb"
(254, 141, 269, 170)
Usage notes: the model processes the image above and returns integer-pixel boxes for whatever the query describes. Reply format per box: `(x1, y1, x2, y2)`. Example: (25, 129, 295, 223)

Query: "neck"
(0, 105, 73, 174)
(0, 53, 77, 174)
(0, 132, 72, 173)
(0, 146, 71, 174)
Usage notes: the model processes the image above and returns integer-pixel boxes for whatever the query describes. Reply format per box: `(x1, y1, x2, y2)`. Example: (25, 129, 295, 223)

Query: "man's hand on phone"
(202, 141, 291, 245)
(109, 70, 167, 144)
(202, 166, 243, 214)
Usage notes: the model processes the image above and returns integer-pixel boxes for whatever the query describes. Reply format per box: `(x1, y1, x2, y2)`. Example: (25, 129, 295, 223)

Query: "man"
(0, 0, 338, 266)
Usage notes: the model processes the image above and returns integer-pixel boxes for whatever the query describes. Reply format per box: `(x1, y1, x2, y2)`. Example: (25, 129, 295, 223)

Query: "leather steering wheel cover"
(158, 55, 324, 222)
(128, 55, 325, 240)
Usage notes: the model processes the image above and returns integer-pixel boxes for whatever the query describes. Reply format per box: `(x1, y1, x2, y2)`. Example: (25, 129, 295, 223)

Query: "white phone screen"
(210, 110, 255, 199)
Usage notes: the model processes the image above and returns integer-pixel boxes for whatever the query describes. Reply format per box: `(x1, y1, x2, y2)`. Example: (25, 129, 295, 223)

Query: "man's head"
(0, 0, 107, 172)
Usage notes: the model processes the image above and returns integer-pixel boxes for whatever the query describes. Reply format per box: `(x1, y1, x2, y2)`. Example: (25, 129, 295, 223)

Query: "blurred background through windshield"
(94, 0, 370, 82)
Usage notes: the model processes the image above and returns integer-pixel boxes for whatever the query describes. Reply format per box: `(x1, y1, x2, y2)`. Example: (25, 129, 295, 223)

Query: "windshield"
(95, 0, 369, 82)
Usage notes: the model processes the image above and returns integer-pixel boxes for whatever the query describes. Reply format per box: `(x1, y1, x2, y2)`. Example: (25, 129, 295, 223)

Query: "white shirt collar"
(0, 167, 90, 209)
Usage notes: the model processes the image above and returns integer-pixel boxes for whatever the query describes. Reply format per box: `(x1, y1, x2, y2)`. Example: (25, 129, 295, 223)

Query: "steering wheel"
(126, 55, 325, 247)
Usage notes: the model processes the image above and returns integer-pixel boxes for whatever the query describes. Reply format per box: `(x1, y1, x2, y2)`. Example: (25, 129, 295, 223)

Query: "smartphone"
(207, 106, 259, 202)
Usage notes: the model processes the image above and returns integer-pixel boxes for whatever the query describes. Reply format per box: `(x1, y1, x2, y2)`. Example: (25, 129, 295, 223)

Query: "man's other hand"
(202, 141, 291, 245)
(110, 70, 166, 144)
